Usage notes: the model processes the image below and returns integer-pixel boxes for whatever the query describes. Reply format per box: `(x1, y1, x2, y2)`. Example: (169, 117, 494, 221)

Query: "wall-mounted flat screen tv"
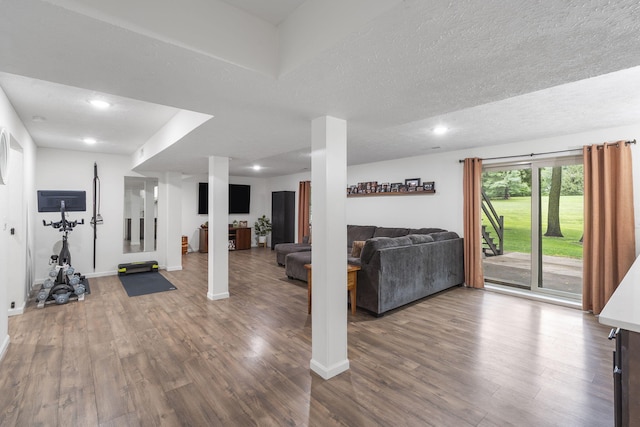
(37, 190, 87, 212)
(198, 183, 208, 214)
(198, 183, 251, 214)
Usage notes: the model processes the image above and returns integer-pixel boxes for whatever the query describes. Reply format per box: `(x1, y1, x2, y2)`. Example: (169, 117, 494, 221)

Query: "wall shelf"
(347, 190, 436, 198)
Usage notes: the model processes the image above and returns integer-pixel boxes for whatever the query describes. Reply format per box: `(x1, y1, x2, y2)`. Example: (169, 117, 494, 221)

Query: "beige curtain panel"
(463, 158, 484, 288)
(582, 141, 636, 314)
(297, 181, 311, 243)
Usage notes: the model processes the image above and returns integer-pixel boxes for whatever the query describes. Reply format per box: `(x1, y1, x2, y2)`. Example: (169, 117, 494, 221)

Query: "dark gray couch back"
(347, 225, 377, 247)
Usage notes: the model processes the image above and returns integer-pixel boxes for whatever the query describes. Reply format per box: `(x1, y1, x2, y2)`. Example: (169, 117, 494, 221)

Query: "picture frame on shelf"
(423, 181, 435, 191)
(405, 178, 421, 187)
(238, 220, 248, 228)
(390, 182, 401, 192)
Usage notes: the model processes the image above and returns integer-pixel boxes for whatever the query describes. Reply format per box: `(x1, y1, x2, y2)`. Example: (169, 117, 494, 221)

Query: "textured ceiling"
(2, 0, 640, 177)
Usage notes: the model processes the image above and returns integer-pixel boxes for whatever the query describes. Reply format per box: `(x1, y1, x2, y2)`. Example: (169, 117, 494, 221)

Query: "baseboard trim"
(0, 334, 10, 363)
(8, 302, 25, 316)
(207, 291, 230, 301)
(166, 266, 183, 272)
(310, 358, 350, 380)
(84, 270, 119, 279)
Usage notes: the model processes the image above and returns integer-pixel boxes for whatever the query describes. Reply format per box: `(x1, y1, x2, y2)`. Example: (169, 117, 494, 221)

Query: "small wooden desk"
(304, 263, 361, 315)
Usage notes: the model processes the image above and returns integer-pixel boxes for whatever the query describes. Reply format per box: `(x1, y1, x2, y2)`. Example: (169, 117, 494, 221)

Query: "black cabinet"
(271, 191, 295, 249)
(609, 328, 640, 427)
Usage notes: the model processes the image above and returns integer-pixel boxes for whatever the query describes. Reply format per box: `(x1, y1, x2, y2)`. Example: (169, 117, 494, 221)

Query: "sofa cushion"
(430, 231, 460, 241)
(373, 227, 409, 238)
(408, 227, 447, 235)
(351, 240, 366, 257)
(285, 251, 312, 281)
(347, 225, 377, 247)
(274, 242, 312, 265)
(407, 234, 435, 244)
(360, 236, 413, 264)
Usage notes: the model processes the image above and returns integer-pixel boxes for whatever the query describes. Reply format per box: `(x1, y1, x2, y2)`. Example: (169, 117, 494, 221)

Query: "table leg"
(350, 287, 356, 315)
(307, 270, 312, 314)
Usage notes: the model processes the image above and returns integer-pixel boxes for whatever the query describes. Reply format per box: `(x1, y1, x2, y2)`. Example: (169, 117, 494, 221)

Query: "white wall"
(0, 158, 7, 357)
(181, 174, 269, 250)
(0, 85, 37, 360)
(34, 148, 164, 282)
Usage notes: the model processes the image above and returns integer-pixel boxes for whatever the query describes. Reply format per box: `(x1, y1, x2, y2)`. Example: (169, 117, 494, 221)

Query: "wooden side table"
(304, 263, 361, 315)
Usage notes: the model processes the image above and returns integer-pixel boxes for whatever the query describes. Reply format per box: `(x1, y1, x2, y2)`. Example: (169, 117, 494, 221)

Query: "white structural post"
(207, 156, 230, 300)
(310, 116, 349, 379)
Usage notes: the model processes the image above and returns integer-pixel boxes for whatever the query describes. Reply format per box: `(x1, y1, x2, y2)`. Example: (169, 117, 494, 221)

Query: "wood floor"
(0, 249, 614, 426)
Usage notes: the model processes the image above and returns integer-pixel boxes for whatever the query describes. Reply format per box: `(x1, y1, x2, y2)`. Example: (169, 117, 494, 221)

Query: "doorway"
(481, 157, 583, 300)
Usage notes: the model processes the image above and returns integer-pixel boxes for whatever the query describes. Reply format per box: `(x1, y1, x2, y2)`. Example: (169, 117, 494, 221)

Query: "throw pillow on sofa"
(351, 240, 366, 257)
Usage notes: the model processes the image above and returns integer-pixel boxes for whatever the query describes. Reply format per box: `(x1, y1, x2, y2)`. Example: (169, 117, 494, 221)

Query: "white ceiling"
(2, 0, 640, 177)
(0, 72, 180, 155)
(219, 0, 305, 25)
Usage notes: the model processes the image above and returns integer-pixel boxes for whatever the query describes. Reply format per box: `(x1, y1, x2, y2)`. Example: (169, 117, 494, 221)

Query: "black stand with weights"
(36, 200, 89, 307)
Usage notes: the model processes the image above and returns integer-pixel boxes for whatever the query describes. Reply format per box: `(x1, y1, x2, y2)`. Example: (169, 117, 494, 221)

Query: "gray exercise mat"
(119, 272, 177, 297)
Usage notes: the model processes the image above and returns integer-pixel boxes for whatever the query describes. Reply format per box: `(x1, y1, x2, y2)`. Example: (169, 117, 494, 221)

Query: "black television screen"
(198, 183, 208, 214)
(198, 183, 251, 214)
(37, 190, 86, 212)
(229, 184, 250, 214)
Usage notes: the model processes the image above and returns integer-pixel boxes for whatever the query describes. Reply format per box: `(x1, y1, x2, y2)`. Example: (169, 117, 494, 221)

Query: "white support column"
(207, 156, 230, 300)
(165, 172, 182, 271)
(310, 116, 349, 380)
(143, 180, 155, 253)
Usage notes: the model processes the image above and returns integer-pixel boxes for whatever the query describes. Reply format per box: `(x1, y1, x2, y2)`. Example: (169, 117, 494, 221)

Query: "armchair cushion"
(360, 236, 413, 264)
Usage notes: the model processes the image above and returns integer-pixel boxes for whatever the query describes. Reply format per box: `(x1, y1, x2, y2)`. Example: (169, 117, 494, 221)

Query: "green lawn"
(482, 196, 583, 259)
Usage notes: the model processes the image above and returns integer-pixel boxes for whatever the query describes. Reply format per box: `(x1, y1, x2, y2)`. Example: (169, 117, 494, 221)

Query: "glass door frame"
(483, 154, 583, 301)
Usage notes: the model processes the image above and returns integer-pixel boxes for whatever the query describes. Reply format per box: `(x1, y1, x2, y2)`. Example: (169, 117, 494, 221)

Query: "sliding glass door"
(481, 164, 532, 289)
(537, 162, 583, 295)
(482, 157, 583, 299)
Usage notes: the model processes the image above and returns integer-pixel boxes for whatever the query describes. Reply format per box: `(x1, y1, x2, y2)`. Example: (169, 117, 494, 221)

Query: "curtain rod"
(458, 140, 636, 163)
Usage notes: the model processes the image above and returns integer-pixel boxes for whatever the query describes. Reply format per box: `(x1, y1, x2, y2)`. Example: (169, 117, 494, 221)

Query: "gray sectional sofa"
(276, 225, 465, 316)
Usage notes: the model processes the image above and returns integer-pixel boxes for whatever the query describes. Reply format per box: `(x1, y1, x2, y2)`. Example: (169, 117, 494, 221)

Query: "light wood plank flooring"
(0, 249, 614, 426)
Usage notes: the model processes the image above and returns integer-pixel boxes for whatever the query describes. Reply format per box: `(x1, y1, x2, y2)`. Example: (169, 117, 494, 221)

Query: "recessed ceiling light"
(83, 137, 97, 144)
(89, 99, 110, 109)
(433, 126, 448, 135)
(252, 165, 262, 171)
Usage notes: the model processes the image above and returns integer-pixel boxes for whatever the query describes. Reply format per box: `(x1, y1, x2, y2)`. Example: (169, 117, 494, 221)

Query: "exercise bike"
(37, 201, 87, 306)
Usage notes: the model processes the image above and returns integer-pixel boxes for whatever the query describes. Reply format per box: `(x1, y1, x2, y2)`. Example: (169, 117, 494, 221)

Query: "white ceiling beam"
(277, 0, 402, 76)
(42, 0, 280, 76)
